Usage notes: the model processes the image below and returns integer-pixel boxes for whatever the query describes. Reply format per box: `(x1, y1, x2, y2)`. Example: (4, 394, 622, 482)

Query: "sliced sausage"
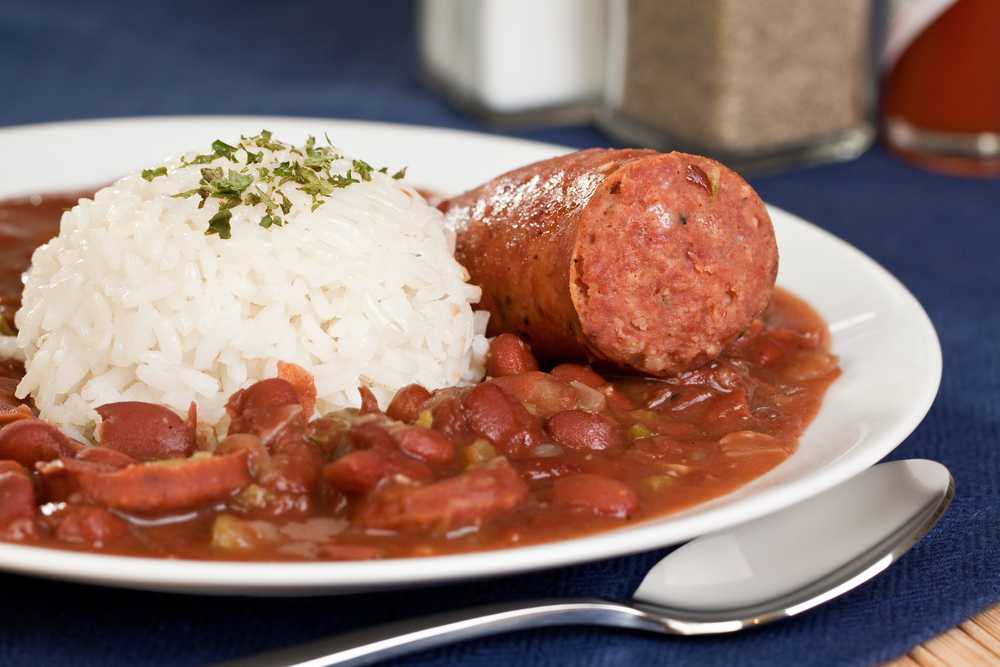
(444, 149, 778, 376)
(356, 458, 529, 531)
(75, 446, 137, 469)
(0, 418, 78, 467)
(75, 451, 251, 515)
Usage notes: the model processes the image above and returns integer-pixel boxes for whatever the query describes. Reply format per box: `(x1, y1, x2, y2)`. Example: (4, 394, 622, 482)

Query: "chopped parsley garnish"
(141, 166, 168, 182)
(205, 209, 233, 239)
(352, 159, 374, 182)
(166, 131, 405, 238)
(211, 140, 239, 162)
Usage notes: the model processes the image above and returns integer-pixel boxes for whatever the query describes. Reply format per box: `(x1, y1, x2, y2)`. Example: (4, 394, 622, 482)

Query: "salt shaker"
(600, 0, 879, 173)
(418, 0, 608, 124)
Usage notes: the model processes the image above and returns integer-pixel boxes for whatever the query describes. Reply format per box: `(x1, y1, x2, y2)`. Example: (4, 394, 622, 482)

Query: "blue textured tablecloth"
(1, 2, 998, 665)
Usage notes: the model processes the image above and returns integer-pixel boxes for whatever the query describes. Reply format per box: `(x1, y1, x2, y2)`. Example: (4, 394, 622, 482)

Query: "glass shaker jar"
(600, 0, 879, 173)
(882, 0, 1000, 176)
(418, 0, 607, 125)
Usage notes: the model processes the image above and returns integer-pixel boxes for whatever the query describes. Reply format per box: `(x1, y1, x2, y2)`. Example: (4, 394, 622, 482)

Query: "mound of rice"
(9, 133, 488, 438)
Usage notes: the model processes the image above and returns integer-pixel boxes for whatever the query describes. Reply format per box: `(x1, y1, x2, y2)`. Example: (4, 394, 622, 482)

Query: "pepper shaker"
(600, 0, 879, 173)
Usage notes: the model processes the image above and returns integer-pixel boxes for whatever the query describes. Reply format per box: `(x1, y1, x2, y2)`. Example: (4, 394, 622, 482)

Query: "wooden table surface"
(885, 604, 1000, 666)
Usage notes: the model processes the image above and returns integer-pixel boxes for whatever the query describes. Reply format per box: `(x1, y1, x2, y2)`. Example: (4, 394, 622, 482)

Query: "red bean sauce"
(0, 192, 839, 560)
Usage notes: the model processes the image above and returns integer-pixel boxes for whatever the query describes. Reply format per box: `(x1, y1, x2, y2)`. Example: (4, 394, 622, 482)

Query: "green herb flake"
(352, 160, 374, 182)
(170, 131, 388, 239)
(278, 191, 292, 214)
(299, 168, 334, 197)
(212, 139, 239, 161)
(259, 214, 283, 229)
(273, 161, 297, 181)
(172, 188, 203, 199)
(205, 208, 233, 239)
(329, 171, 359, 189)
(392, 167, 407, 180)
(244, 148, 263, 164)
(141, 166, 168, 182)
(213, 170, 254, 197)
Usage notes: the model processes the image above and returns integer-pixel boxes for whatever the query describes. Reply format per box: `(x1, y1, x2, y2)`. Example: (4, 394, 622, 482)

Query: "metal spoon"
(216, 459, 953, 667)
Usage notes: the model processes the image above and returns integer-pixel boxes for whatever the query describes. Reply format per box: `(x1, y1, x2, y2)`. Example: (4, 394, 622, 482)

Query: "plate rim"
(0, 115, 943, 594)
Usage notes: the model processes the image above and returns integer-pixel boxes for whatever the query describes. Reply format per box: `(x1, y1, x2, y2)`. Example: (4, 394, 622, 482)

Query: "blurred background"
(1, 0, 997, 177)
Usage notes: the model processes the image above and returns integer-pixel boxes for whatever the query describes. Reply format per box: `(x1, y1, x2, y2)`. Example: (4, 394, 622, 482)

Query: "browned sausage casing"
(443, 149, 778, 376)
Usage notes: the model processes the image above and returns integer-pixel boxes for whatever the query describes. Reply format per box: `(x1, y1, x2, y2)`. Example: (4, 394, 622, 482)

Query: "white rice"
(6, 136, 489, 438)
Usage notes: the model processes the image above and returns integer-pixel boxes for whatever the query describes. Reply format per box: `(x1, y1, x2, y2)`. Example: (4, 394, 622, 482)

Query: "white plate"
(0, 116, 941, 595)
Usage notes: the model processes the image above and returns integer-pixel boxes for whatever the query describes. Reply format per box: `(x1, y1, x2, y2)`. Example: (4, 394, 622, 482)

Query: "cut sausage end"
(570, 152, 778, 376)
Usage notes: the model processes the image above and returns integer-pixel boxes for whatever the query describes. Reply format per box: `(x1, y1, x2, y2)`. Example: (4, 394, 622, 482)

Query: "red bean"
(386, 384, 432, 423)
(431, 396, 468, 439)
(486, 334, 539, 377)
(75, 446, 137, 469)
(0, 460, 36, 535)
(304, 416, 351, 459)
(551, 364, 606, 388)
(259, 438, 324, 498)
(491, 372, 578, 418)
(0, 418, 78, 467)
(226, 378, 304, 442)
(348, 422, 398, 451)
(53, 505, 128, 547)
(221, 432, 320, 517)
(76, 450, 252, 515)
(462, 383, 543, 457)
(396, 427, 454, 466)
(357, 458, 529, 531)
(329, 423, 435, 493)
(323, 450, 389, 495)
(546, 410, 626, 454)
(232, 378, 300, 415)
(551, 473, 638, 518)
(358, 386, 381, 414)
(94, 402, 194, 462)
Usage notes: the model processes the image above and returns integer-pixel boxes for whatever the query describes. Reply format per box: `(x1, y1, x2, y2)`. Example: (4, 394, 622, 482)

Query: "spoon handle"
(212, 598, 662, 667)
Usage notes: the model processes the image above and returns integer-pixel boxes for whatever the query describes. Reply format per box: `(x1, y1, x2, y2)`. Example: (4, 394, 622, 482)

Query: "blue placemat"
(1, 2, 998, 665)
